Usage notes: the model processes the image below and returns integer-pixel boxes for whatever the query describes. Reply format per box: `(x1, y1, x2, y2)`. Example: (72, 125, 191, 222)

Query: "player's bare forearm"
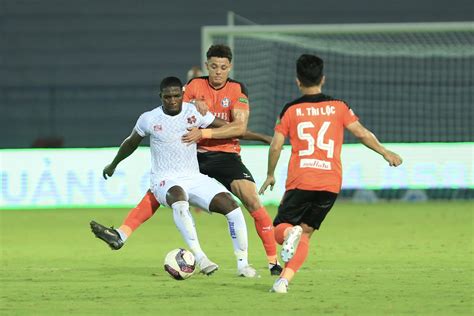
(347, 121, 386, 155)
(267, 131, 285, 176)
(103, 140, 137, 180)
(241, 130, 272, 144)
(185, 109, 249, 142)
(208, 124, 272, 143)
(359, 133, 403, 166)
(111, 140, 138, 167)
(109, 130, 143, 168)
(211, 115, 270, 143)
(267, 147, 281, 176)
(210, 109, 248, 139)
(259, 150, 279, 194)
(182, 122, 247, 144)
(347, 121, 402, 166)
(210, 121, 246, 138)
(358, 131, 387, 156)
(182, 110, 250, 143)
(258, 135, 283, 194)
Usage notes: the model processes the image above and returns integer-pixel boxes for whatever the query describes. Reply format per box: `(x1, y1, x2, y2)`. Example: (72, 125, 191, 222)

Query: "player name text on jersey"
(296, 105, 336, 117)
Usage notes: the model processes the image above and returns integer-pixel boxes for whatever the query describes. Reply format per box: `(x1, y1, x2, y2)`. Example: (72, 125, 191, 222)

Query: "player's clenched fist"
(103, 164, 116, 179)
(383, 150, 403, 167)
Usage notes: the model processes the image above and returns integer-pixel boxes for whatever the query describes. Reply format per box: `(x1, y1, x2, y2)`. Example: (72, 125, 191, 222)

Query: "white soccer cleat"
(237, 265, 259, 278)
(281, 225, 303, 263)
(270, 278, 288, 293)
(197, 256, 219, 275)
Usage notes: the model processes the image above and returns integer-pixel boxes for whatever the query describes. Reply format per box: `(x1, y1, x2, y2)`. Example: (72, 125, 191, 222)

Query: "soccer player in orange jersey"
(91, 45, 281, 275)
(259, 54, 403, 293)
(181, 45, 280, 275)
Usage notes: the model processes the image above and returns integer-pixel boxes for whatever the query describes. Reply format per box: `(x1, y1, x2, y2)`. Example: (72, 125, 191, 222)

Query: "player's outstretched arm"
(103, 130, 144, 179)
(182, 108, 249, 143)
(259, 131, 285, 194)
(207, 117, 272, 144)
(183, 115, 271, 144)
(346, 121, 403, 167)
(214, 108, 249, 138)
(241, 130, 272, 145)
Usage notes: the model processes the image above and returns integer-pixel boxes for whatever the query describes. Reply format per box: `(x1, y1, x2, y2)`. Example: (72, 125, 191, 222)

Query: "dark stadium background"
(1, 0, 472, 148)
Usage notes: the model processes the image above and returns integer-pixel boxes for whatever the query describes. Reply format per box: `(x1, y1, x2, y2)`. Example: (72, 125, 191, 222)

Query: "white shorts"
(151, 173, 230, 211)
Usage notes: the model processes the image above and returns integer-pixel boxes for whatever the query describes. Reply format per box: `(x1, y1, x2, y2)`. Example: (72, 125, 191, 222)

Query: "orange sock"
(250, 207, 277, 262)
(282, 234, 310, 282)
(119, 190, 160, 238)
(274, 223, 293, 245)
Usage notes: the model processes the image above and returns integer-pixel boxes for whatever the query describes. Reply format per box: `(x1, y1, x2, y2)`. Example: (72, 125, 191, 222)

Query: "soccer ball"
(163, 248, 196, 280)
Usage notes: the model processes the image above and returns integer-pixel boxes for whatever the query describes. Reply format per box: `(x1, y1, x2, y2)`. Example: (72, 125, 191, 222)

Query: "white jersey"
(134, 102, 215, 179)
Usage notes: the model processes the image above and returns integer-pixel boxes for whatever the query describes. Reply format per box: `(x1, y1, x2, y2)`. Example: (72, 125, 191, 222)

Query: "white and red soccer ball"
(163, 248, 196, 280)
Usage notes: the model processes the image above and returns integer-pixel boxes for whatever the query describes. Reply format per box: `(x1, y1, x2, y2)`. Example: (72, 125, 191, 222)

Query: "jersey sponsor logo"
(299, 158, 332, 170)
(213, 112, 229, 121)
(221, 97, 231, 108)
(187, 115, 197, 124)
(153, 125, 162, 132)
(238, 97, 248, 104)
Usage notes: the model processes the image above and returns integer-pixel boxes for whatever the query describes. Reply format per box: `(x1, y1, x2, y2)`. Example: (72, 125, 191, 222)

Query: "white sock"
(225, 207, 249, 270)
(172, 201, 205, 262)
(115, 228, 128, 242)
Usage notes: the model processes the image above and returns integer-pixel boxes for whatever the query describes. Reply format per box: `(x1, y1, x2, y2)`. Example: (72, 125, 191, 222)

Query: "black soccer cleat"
(269, 263, 283, 276)
(90, 220, 124, 250)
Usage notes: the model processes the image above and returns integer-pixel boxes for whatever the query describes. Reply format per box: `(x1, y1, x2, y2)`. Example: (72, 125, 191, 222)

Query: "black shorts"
(274, 189, 338, 230)
(197, 151, 255, 192)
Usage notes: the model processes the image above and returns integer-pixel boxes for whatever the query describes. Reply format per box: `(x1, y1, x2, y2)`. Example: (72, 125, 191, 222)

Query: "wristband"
(201, 129, 213, 139)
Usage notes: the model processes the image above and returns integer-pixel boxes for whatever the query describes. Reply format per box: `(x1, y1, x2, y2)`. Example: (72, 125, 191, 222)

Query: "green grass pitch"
(1, 202, 472, 315)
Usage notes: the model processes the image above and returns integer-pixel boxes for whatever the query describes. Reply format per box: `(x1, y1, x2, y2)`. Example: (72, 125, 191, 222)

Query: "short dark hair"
(160, 76, 183, 91)
(296, 54, 324, 87)
(206, 44, 233, 62)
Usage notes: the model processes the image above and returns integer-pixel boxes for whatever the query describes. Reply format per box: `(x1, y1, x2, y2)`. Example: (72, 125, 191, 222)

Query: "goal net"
(202, 22, 474, 199)
(202, 22, 473, 143)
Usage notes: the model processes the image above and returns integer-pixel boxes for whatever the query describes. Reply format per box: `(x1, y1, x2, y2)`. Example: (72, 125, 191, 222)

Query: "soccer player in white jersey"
(91, 77, 257, 277)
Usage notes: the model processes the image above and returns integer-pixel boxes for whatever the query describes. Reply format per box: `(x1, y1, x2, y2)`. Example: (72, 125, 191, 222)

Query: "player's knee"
(166, 186, 187, 205)
(300, 223, 315, 237)
(232, 185, 261, 210)
(209, 192, 238, 214)
(241, 194, 261, 212)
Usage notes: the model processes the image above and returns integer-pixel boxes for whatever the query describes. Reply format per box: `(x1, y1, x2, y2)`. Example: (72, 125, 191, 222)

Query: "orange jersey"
(183, 77, 249, 154)
(275, 94, 359, 193)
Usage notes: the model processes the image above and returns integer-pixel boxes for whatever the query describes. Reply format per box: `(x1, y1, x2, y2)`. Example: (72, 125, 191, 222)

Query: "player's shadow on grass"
(216, 280, 271, 293)
(240, 283, 271, 292)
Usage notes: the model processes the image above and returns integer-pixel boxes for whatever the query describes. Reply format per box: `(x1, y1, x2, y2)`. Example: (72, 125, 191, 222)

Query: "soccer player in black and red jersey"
(91, 45, 282, 276)
(259, 54, 402, 293)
